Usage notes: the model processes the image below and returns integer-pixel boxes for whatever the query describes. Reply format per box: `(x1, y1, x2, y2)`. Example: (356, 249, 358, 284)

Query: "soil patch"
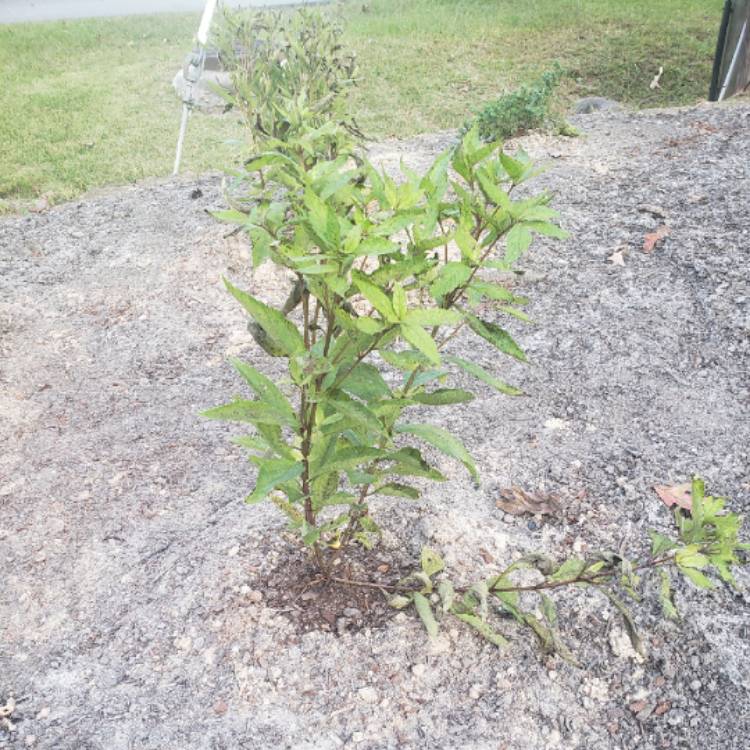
(259, 539, 408, 635)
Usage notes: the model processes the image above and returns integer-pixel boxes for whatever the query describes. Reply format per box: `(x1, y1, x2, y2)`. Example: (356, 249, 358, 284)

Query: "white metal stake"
(718, 18, 749, 102)
(172, 0, 220, 175)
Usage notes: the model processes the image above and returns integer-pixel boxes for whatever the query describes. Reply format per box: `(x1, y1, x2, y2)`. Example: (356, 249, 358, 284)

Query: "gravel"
(1, 101, 749, 749)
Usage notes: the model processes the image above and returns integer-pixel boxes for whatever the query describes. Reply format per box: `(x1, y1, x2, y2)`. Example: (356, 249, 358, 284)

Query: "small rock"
(629, 700, 648, 714)
(342, 607, 362, 619)
(351, 732, 366, 743)
(609, 627, 645, 662)
(689, 679, 701, 692)
(574, 97, 621, 115)
(544, 417, 568, 431)
(213, 700, 228, 716)
(412, 663, 427, 678)
(247, 590, 263, 604)
(469, 684, 483, 700)
(25, 737, 37, 747)
(654, 701, 671, 716)
(358, 686, 378, 704)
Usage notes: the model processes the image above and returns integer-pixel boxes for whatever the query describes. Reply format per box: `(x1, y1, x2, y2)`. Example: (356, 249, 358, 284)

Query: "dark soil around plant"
(260, 539, 408, 635)
(1, 102, 749, 750)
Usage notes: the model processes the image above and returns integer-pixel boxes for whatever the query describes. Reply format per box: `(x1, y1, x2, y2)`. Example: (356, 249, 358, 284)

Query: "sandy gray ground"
(1, 102, 749, 749)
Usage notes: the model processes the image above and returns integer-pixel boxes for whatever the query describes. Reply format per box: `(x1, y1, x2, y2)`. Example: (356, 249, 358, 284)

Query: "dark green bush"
(472, 65, 562, 140)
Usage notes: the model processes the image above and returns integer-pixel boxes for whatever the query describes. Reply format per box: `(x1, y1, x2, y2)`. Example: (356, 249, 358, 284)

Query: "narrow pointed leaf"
(225, 279, 305, 357)
(395, 423, 477, 479)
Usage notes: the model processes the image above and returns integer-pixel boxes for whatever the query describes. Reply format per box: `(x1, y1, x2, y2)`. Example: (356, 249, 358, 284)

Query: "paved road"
(0, 0, 326, 24)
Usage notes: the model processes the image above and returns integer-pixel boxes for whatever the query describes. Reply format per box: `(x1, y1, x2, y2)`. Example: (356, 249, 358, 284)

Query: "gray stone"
(574, 97, 622, 115)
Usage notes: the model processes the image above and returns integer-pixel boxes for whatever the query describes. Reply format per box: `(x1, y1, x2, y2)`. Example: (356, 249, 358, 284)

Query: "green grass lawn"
(0, 0, 722, 207)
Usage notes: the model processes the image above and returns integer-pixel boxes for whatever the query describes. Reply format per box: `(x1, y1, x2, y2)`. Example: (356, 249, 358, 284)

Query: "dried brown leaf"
(479, 548, 495, 564)
(643, 224, 670, 253)
(496, 486, 561, 516)
(653, 482, 692, 510)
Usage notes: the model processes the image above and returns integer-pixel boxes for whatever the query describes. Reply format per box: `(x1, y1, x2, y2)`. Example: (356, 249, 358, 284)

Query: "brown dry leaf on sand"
(496, 486, 561, 516)
(653, 482, 692, 510)
(643, 224, 670, 253)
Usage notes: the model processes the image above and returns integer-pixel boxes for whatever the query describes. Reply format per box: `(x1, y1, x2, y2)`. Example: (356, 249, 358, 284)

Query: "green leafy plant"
(206, 121, 564, 574)
(470, 65, 563, 141)
(215, 8, 359, 153)
(388, 477, 748, 656)
(206, 9, 746, 659)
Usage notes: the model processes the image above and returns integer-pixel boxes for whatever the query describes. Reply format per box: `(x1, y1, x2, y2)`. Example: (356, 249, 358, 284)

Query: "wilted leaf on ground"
(643, 224, 670, 253)
(653, 482, 692, 510)
(496, 486, 561, 516)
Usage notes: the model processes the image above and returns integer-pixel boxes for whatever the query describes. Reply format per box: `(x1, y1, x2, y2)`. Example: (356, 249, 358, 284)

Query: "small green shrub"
(472, 65, 563, 141)
(207, 121, 563, 574)
(206, 9, 747, 658)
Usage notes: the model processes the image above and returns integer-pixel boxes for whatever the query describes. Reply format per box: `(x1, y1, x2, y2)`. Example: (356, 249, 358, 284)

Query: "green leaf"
(211, 208, 249, 224)
(500, 152, 527, 183)
(455, 223, 479, 263)
(309, 446, 384, 479)
(395, 423, 477, 480)
(232, 434, 269, 450)
(351, 237, 400, 257)
(550, 558, 586, 581)
(386, 447, 445, 481)
(405, 308, 463, 327)
(430, 262, 472, 300)
(476, 168, 509, 208)
(231, 358, 296, 426)
(354, 317, 385, 335)
(225, 279, 305, 357)
(468, 281, 526, 304)
(388, 594, 412, 609)
(375, 483, 420, 499)
(522, 220, 569, 239)
(304, 188, 340, 251)
(421, 547, 445, 577)
(649, 531, 677, 558)
(353, 273, 396, 321)
(413, 592, 439, 638)
(691, 476, 706, 529)
(328, 393, 384, 436)
(401, 323, 441, 365)
(201, 399, 295, 427)
(678, 565, 714, 590)
(466, 314, 527, 362)
(393, 283, 408, 320)
(540, 594, 557, 626)
(659, 569, 679, 620)
(412, 388, 475, 405)
(446, 355, 522, 396)
(455, 612, 509, 648)
(504, 224, 533, 265)
(247, 458, 304, 504)
(437, 580, 455, 614)
(340, 363, 391, 401)
(380, 348, 431, 371)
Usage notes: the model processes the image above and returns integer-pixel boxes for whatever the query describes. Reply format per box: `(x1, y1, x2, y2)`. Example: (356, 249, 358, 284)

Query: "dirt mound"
(1, 102, 749, 749)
